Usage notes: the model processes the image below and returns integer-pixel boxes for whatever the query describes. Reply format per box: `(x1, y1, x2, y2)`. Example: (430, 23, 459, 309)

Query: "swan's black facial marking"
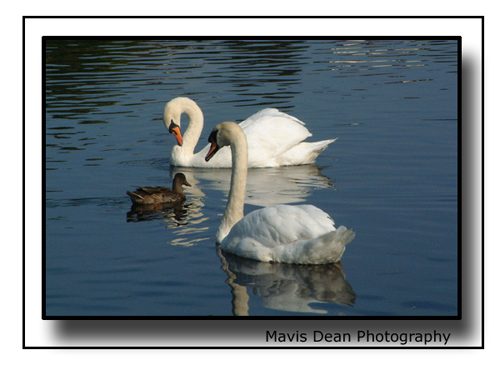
(205, 129, 221, 162)
(168, 120, 179, 134)
(168, 120, 183, 146)
(207, 129, 218, 144)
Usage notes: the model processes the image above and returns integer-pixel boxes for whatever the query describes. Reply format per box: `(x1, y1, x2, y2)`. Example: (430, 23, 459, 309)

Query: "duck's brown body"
(127, 173, 191, 205)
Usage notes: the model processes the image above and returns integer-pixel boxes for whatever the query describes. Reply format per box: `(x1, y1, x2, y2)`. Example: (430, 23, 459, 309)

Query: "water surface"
(45, 39, 458, 317)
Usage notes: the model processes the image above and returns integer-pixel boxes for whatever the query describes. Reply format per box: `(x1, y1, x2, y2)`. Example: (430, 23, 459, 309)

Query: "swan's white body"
(206, 121, 355, 265)
(163, 97, 336, 168)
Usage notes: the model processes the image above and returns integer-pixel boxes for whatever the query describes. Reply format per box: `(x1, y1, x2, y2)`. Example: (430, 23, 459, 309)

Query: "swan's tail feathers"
(303, 226, 355, 264)
(272, 226, 355, 264)
(334, 225, 356, 245)
(281, 138, 338, 165)
(315, 138, 338, 150)
(305, 138, 338, 154)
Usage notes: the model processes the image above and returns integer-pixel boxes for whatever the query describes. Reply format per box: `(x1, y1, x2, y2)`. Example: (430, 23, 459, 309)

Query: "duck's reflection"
(126, 201, 188, 224)
(125, 175, 210, 246)
(217, 247, 356, 316)
(172, 164, 334, 207)
(126, 199, 211, 247)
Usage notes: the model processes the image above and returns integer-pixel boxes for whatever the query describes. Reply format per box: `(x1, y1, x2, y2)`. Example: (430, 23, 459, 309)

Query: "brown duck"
(127, 173, 191, 205)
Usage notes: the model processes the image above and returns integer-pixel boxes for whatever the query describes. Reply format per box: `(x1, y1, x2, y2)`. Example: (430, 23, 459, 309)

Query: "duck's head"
(173, 173, 191, 187)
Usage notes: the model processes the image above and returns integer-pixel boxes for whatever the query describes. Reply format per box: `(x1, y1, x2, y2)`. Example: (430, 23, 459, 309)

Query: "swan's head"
(163, 97, 201, 146)
(163, 98, 186, 146)
(205, 121, 241, 162)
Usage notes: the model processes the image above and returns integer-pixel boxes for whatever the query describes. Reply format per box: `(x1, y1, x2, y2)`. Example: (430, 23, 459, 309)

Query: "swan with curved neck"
(163, 97, 337, 168)
(205, 121, 355, 264)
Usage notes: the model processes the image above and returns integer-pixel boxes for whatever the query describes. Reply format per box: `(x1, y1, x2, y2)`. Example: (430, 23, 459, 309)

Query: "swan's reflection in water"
(217, 247, 356, 316)
(172, 164, 334, 207)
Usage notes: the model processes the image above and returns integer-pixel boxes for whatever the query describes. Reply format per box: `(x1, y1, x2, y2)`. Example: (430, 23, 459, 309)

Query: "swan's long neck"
(180, 102, 204, 155)
(218, 129, 248, 242)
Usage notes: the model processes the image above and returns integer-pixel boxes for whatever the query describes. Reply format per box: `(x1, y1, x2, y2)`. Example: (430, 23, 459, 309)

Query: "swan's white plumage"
(207, 121, 355, 265)
(164, 97, 336, 168)
(220, 204, 354, 264)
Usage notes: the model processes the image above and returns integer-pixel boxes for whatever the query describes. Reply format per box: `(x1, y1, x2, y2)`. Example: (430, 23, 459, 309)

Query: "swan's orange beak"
(168, 122, 183, 146)
(205, 129, 220, 162)
(170, 126, 183, 146)
(205, 140, 219, 162)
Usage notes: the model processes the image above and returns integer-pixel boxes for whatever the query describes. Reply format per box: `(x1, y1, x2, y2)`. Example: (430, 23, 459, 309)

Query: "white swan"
(205, 121, 355, 264)
(164, 97, 336, 168)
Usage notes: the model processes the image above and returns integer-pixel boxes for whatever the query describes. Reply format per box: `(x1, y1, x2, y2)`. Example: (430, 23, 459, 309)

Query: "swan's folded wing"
(224, 204, 335, 249)
(239, 108, 305, 129)
(239, 109, 312, 158)
(220, 204, 353, 264)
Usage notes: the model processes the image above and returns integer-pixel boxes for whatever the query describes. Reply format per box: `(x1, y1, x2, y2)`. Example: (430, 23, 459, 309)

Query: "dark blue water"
(45, 39, 458, 317)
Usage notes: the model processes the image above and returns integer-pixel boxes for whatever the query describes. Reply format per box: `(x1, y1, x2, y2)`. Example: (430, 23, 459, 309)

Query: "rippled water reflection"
(45, 39, 458, 317)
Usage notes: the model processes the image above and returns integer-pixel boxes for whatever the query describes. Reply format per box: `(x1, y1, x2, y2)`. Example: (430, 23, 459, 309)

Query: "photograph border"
(24, 15, 483, 349)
